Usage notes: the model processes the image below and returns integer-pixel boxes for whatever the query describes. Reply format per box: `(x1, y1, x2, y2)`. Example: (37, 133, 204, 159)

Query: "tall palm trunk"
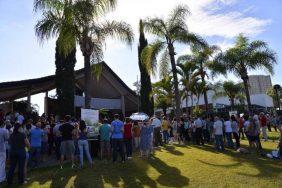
(242, 78, 252, 112)
(84, 54, 92, 109)
(168, 43, 181, 121)
(200, 71, 209, 112)
(185, 91, 189, 116)
(190, 95, 194, 116)
(230, 98, 235, 110)
(80, 34, 93, 109)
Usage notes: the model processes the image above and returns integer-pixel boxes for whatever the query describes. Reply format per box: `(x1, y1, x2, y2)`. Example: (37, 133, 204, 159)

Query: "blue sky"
(0, 0, 281, 113)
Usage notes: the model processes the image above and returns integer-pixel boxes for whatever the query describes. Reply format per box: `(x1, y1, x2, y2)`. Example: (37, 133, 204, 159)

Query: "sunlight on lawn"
(16, 132, 282, 188)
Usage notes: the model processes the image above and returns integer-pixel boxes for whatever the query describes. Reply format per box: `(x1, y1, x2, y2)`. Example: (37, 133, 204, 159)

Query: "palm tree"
(35, 0, 134, 109)
(141, 5, 205, 121)
(152, 77, 174, 116)
(217, 34, 277, 112)
(178, 45, 225, 112)
(177, 57, 198, 115)
(213, 81, 245, 110)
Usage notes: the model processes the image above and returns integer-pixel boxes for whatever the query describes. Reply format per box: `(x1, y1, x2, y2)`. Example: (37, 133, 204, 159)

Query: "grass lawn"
(5, 131, 282, 188)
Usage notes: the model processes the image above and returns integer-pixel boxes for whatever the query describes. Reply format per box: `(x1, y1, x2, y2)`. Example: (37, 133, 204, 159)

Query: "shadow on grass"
(16, 151, 189, 188)
(161, 145, 185, 156)
(191, 144, 282, 179)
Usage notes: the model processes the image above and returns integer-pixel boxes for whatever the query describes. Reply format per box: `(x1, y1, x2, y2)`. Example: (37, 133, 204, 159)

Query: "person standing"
(99, 119, 111, 160)
(77, 120, 93, 168)
(53, 120, 62, 160)
(194, 116, 204, 145)
(0, 120, 9, 183)
(123, 118, 133, 159)
(140, 120, 154, 158)
(7, 123, 30, 185)
(16, 112, 25, 125)
(132, 121, 141, 149)
(29, 122, 44, 168)
(213, 116, 224, 151)
(111, 114, 125, 163)
(59, 115, 75, 169)
(259, 112, 268, 141)
(161, 116, 169, 144)
(238, 115, 245, 139)
(224, 117, 234, 148)
(151, 116, 162, 147)
(231, 115, 240, 149)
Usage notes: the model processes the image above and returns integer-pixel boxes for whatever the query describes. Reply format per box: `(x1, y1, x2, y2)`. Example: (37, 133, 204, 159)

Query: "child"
(132, 121, 141, 149)
(140, 120, 153, 158)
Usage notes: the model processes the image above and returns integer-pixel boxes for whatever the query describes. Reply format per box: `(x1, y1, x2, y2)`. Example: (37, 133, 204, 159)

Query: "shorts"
(60, 140, 75, 156)
(100, 141, 111, 153)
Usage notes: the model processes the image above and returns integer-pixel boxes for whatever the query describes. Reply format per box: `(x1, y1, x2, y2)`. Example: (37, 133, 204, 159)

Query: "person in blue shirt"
(111, 114, 125, 163)
(29, 121, 43, 167)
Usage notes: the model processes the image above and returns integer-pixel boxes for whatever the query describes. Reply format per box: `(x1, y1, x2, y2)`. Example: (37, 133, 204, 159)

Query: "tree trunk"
(168, 43, 181, 121)
(230, 98, 235, 110)
(190, 95, 194, 116)
(186, 92, 189, 116)
(242, 78, 252, 112)
(84, 54, 92, 109)
(163, 107, 167, 117)
(200, 72, 209, 112)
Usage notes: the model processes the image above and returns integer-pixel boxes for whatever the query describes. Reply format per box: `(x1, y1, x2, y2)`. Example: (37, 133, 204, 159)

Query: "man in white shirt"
(213, 116, 224, 151)
(224, 119, 234, 148)
(151, 116, 162, 147)
(194, 117, 204, 145)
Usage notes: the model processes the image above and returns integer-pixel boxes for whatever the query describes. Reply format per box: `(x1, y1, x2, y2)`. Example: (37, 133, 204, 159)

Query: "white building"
(181, 75, 274, 109)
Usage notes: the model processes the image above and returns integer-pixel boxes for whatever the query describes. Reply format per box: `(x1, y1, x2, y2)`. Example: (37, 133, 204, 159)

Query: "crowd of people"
(0, 110, 281, 186)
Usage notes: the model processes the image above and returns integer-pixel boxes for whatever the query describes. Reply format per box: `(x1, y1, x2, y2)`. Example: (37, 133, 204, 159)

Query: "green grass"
(6, 132, 282, 188)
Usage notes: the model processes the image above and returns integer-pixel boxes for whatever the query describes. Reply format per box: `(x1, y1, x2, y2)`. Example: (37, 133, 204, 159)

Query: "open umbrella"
(129, 112, 149, 121)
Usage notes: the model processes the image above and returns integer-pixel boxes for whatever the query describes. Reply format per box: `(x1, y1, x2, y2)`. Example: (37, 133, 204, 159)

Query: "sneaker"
(60, 165, 63, 170)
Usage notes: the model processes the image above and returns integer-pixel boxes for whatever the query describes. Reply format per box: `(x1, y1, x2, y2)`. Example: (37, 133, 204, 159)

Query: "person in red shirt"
(123, 118, 133, 159)
(259, 112, 268, 141)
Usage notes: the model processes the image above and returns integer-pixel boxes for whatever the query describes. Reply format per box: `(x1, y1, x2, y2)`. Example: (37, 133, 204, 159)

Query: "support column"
(10, 100, 14, 113)
(44, 91, 49, 115)
(121, 95, 125, 118)
(27, 90, 31, 112)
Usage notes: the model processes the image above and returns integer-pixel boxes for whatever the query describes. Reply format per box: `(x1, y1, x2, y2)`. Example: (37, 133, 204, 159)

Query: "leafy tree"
(35, 0, 134, 109)
(178, 44, 225, 112)
(213, 81, 245, 110)
(216, 34, 277, 112)
(153, 77, 173, 116)
(141, 5, 205, 121)
(138, 20, 154, 116)
(177, 58, 198, 115)
(55, 40, 76, 116)
(267, 85, 282, 109)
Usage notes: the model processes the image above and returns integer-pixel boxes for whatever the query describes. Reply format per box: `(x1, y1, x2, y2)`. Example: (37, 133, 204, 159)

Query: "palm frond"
(159, 49, 170, 79)
(143, 18, 167, 38)
(33, 0, 64, 12)
(141, 40, 165, 76)
(174, 32, 207, 47)
(100, 20, 134, 46)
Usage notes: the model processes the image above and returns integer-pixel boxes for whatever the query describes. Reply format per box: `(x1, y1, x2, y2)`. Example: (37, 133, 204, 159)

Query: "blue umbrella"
(129, 112, 149, 121)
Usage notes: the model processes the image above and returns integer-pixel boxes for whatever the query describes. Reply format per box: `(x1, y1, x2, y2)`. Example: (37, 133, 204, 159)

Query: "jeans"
(154, 127, 162, 146)
(233, 132, 240, 148)
(238, 128, 245, 139)
(225, 132, 234, 148)
(195, 128, 204, 145)
(134, 137, 140, 149)
(215, 135, 224, 151)
(112, 138, 125, 162)
(124, 138, 132, 158)
(163, 130, 169, 144)
(78, 139, 93, 166)
(54, 137, 62, 160)
(261, 126, 268, 140)
(0, 152, 6, 183)
(203, 129, 210, 143)
(7, 149, 26, 185)
(30, 147, 41, 167)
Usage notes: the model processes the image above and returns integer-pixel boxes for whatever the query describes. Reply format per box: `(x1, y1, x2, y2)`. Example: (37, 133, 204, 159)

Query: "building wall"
(248, 75, 272, 95)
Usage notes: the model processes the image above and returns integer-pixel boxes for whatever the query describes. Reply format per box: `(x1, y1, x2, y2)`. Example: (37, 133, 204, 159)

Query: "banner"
(81, 108, 99, 126)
